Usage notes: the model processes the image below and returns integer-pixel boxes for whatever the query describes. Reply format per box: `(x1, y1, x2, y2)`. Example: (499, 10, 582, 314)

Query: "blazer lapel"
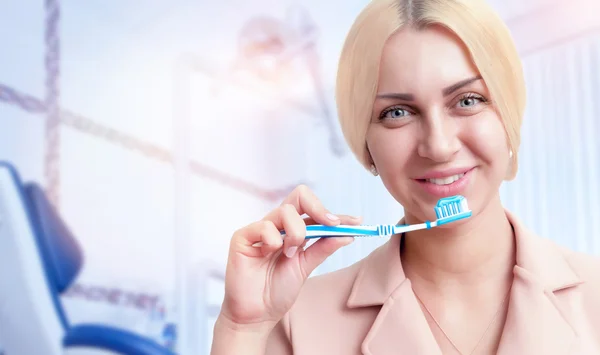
(346, 211, 584, 355)
(496, 266, 579, 354)
(361, 278, 443, 355)
(497, 211, 583, 355)
(346, 233, 442, 355)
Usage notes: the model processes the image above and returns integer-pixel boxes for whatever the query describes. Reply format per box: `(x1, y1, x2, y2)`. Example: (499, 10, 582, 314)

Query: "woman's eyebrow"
(375, 92, 415, 101)
(375, 75, 483, 101)
(442, 75, 483, 96)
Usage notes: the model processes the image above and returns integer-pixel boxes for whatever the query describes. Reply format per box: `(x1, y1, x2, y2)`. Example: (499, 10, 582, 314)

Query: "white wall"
(1, 0, 599, 354)
(500, 33, 600, 255)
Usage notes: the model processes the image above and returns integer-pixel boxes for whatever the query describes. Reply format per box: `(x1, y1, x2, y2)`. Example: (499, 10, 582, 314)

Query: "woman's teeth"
(427, 173, 465, 185)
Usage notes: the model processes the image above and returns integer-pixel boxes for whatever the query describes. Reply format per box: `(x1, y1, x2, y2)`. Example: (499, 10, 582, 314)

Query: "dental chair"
(0, 161, 176, 355)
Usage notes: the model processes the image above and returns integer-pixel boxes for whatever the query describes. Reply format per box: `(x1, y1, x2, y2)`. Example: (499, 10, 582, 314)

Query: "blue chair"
(0, 161, 176, 355)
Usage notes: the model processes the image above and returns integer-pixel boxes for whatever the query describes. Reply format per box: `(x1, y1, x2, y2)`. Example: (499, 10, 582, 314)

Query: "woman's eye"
(458, 96, 484, 108)
(381, 107, 410, 120)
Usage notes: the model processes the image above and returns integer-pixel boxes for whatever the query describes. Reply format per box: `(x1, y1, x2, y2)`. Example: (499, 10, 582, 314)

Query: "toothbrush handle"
(306, 224, 380, 238)
(392, 221, 436, 234)
(282, 221, 439, 239)
(279, 224, 381, 239)
(304, 223, 433, 238)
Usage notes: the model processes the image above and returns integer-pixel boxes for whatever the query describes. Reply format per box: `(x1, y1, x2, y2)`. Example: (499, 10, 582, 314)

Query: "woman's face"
(366, 25, 511, 224)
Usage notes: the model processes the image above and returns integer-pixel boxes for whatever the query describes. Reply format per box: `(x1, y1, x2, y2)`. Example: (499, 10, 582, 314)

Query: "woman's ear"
(365, 142, 379, 177)
(370, 164, 379, 176)
(504, 150, 516, 181)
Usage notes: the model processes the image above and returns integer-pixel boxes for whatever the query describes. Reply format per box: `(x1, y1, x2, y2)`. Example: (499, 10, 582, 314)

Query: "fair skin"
(212, 25, 516, 355)
(368, 25, 515, 354)
(211, 185, 360, 355)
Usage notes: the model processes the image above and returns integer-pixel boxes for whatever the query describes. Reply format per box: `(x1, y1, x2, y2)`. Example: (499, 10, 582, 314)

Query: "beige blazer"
(266, 211, 600, 354)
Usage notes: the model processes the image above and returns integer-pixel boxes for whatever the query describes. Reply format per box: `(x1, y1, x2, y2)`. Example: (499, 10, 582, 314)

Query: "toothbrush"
(282, 195, 472, 239)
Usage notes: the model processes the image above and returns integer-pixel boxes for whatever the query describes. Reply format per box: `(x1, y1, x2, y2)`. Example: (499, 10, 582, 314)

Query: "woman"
(211, 0, 600, 354)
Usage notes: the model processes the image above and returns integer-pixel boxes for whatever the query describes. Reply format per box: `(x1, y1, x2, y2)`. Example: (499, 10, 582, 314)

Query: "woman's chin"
(435, 215, 473, 228)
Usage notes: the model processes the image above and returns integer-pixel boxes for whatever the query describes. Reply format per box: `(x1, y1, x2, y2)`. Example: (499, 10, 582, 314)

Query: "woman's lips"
(413, 167, 475, 198)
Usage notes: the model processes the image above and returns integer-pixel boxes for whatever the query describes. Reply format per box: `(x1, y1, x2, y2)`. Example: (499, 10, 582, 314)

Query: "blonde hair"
(335, 0, 526, 180)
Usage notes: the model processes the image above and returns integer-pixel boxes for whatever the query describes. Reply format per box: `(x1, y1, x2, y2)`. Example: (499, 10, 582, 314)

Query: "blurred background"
(0, 0, 599, 353)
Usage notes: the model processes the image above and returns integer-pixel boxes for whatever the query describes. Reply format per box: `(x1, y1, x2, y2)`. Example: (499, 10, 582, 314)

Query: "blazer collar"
(346, 209, 582, 309)
(346, 209, 585, 355)
(507, 209, 582, 291)
(346, 229, 406, 308)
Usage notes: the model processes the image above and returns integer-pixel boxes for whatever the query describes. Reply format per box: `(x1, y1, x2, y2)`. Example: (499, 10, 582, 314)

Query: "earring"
(370, 164, 379, 176)
(509, 150, 513, 159)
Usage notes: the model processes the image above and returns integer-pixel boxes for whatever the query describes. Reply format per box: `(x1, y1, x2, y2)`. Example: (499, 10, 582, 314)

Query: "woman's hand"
(218, 184, 360, 332)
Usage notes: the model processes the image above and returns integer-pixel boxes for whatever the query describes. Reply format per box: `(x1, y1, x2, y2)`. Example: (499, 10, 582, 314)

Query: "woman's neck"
(400, 194, 516, 294)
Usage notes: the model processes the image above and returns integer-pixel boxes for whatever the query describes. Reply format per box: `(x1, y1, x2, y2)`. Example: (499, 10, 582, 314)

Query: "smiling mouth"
(415, 167, 475, 186)
(418, 173, 465, 186)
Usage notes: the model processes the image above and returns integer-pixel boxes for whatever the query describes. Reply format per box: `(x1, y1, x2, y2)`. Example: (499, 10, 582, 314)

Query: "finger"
(303, 214, 363, 226)
(237, 215, 363, 258)
(300, 236, 355, 275)
(264, 185, 339, 228)
(259, 223, 285, 257)
(299, 239, 309, 249)
(290, 214, 361, 258)
(232, 220, 284, 258)
(279, 204, 307, 258)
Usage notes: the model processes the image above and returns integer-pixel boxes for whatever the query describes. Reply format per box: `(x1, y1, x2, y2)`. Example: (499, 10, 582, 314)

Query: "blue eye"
(380, 107, 410, 120)
(458, 95, 485, 108)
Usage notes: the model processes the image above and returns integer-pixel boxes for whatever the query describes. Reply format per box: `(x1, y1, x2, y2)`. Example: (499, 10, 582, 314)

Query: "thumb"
(300, 236, 355, 276)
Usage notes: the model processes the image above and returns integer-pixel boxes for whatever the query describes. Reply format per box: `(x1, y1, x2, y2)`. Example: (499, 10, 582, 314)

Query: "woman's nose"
(417, 111, 461, 162)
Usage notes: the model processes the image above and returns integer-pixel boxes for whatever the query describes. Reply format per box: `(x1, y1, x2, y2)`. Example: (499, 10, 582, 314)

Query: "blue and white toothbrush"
(283, 195, 472, 239)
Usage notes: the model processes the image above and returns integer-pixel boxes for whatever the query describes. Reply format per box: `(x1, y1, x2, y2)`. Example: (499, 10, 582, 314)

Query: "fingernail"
(285, 246, 298, 258)
(326, 213, 339, 221)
